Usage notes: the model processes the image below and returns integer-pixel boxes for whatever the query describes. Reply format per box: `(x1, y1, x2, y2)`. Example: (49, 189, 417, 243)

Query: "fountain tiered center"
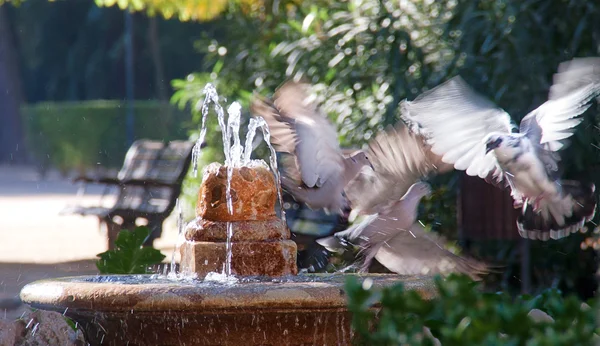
(181, 161, 298, 277)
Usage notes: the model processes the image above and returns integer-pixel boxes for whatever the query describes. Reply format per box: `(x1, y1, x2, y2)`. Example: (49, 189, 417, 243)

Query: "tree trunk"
(148, 16, 168, 103)
(147, 16, 172, 132)
(0, 5, 26, 163)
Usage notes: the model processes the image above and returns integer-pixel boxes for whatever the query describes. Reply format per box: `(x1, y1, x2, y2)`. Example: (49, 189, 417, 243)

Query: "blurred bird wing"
(250, 95, 297, 154)
(346, 123, 452, 214)
(400, 76, 515, 183)
(519, 59, 600, 176)
(252, 82, 344, 188)
(374, 223, 488, 279)
(548, 57, 600, 100)
(520, 80, 600, 153)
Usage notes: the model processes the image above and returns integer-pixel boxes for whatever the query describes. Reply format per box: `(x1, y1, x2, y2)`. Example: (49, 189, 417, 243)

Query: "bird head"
(485, 134, 506, 154)
(350, 151, 375, 171)
(484, 133, 525, 162)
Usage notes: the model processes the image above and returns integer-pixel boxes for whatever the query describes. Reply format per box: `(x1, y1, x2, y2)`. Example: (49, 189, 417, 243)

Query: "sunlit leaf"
(96, 226, 165, 274)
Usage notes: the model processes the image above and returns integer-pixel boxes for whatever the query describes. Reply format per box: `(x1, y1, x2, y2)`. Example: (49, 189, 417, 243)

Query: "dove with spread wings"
(400, 58, 600, 240)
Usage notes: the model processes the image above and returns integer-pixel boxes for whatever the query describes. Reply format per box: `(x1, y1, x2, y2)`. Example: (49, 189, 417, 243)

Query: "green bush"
(22, 100, 192, 173)
(346, 274, 599, 345)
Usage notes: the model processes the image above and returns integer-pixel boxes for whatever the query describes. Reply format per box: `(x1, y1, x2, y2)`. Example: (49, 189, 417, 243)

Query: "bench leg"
(105, 219, 121, 251)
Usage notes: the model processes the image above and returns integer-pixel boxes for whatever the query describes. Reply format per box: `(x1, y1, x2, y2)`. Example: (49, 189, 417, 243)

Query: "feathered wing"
(520, 82, 600, 153)
(548, 57, 600, 100)
(400, 76, 516, 184)
(316, 214, 378, 252)
(374, 223, 489, 279)
(250, 95, 298, 154)
(345, 123, 453, 215)
(251, 81, 345, 188)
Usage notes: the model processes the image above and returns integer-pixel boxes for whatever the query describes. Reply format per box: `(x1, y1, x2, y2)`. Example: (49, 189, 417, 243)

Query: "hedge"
(22, 100, 192, 173)
(347, 274, 599, 345)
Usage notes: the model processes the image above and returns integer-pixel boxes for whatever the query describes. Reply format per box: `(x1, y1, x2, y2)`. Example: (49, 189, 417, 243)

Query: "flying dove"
(400, 57, 600, 241)
(344, 124, 454, 215)
(250, 81, 373, 214)
(317, 124, 486, 278)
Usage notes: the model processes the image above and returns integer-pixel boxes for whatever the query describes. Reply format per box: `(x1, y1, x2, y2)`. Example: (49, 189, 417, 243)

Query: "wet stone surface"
(20, 273, 437, 345)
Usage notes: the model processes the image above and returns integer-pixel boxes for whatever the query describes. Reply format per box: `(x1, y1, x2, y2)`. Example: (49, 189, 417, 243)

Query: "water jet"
(20, 84, 436, 345)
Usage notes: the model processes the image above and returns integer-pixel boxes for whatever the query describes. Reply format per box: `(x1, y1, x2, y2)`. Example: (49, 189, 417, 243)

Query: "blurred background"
(1, 0, 599, 321)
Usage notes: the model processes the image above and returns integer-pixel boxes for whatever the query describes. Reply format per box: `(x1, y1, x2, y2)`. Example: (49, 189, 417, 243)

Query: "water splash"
(204, 271, 239, 285)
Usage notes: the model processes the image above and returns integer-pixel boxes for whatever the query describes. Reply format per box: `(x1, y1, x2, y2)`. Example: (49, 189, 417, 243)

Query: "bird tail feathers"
(517, 180, 596, 240)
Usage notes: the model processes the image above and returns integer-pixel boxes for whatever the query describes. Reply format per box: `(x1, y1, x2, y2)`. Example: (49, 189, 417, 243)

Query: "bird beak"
(369, 162, 375, 171)
(485, 138, 502, 154)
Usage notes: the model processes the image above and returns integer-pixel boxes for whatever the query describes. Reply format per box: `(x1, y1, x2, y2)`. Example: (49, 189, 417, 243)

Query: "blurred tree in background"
(3, 1, 209, 102)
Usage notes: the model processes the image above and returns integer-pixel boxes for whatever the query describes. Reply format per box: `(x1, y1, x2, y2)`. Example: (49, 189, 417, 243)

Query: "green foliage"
(346, 274, 599, 345)
(21, 100, 191, 173)
(96, 226, 166, 274)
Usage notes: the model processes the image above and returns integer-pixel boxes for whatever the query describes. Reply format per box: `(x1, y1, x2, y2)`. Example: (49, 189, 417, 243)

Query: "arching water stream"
(177, 83, 286, 278)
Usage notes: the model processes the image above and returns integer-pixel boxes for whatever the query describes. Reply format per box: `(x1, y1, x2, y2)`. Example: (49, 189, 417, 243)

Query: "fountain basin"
(20, 273, 436, 346)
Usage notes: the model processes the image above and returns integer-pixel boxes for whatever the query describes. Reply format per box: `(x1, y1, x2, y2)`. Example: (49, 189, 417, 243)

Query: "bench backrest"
(111, 139, 195, 216)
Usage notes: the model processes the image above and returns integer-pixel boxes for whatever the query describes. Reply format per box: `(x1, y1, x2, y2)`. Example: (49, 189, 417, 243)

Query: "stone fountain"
(20, 85, 436, 346)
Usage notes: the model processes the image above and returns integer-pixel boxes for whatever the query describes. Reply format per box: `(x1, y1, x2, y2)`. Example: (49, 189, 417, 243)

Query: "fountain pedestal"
(180, 162, 298, 277)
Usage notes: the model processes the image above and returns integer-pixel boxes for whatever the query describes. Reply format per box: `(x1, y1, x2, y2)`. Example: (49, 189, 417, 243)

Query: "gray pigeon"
(400, 58, 600, 240)
(345, 124, 454, 215)
(251, 81, 373, 214)
(317, 124, 486, 278)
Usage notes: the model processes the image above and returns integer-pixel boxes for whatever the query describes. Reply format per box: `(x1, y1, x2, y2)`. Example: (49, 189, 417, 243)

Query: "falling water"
(224, 103, 243, 276)
(225, 166, 234, 276)
(191, 84, 222, 177)
(244, 117, 286, 223)
(167, 198, 184, 278)
(189, 84, 287, 277)
(242, 118, 260, 165)
(227, 103, 243, 167)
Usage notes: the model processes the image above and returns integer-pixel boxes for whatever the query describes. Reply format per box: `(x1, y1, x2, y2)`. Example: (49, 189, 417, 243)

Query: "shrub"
(346, 274, 599, 345)
(22, 100, 192, 173)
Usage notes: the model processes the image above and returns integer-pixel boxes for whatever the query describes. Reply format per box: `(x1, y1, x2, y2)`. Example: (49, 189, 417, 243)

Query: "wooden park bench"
(60, 139, 196, 250)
